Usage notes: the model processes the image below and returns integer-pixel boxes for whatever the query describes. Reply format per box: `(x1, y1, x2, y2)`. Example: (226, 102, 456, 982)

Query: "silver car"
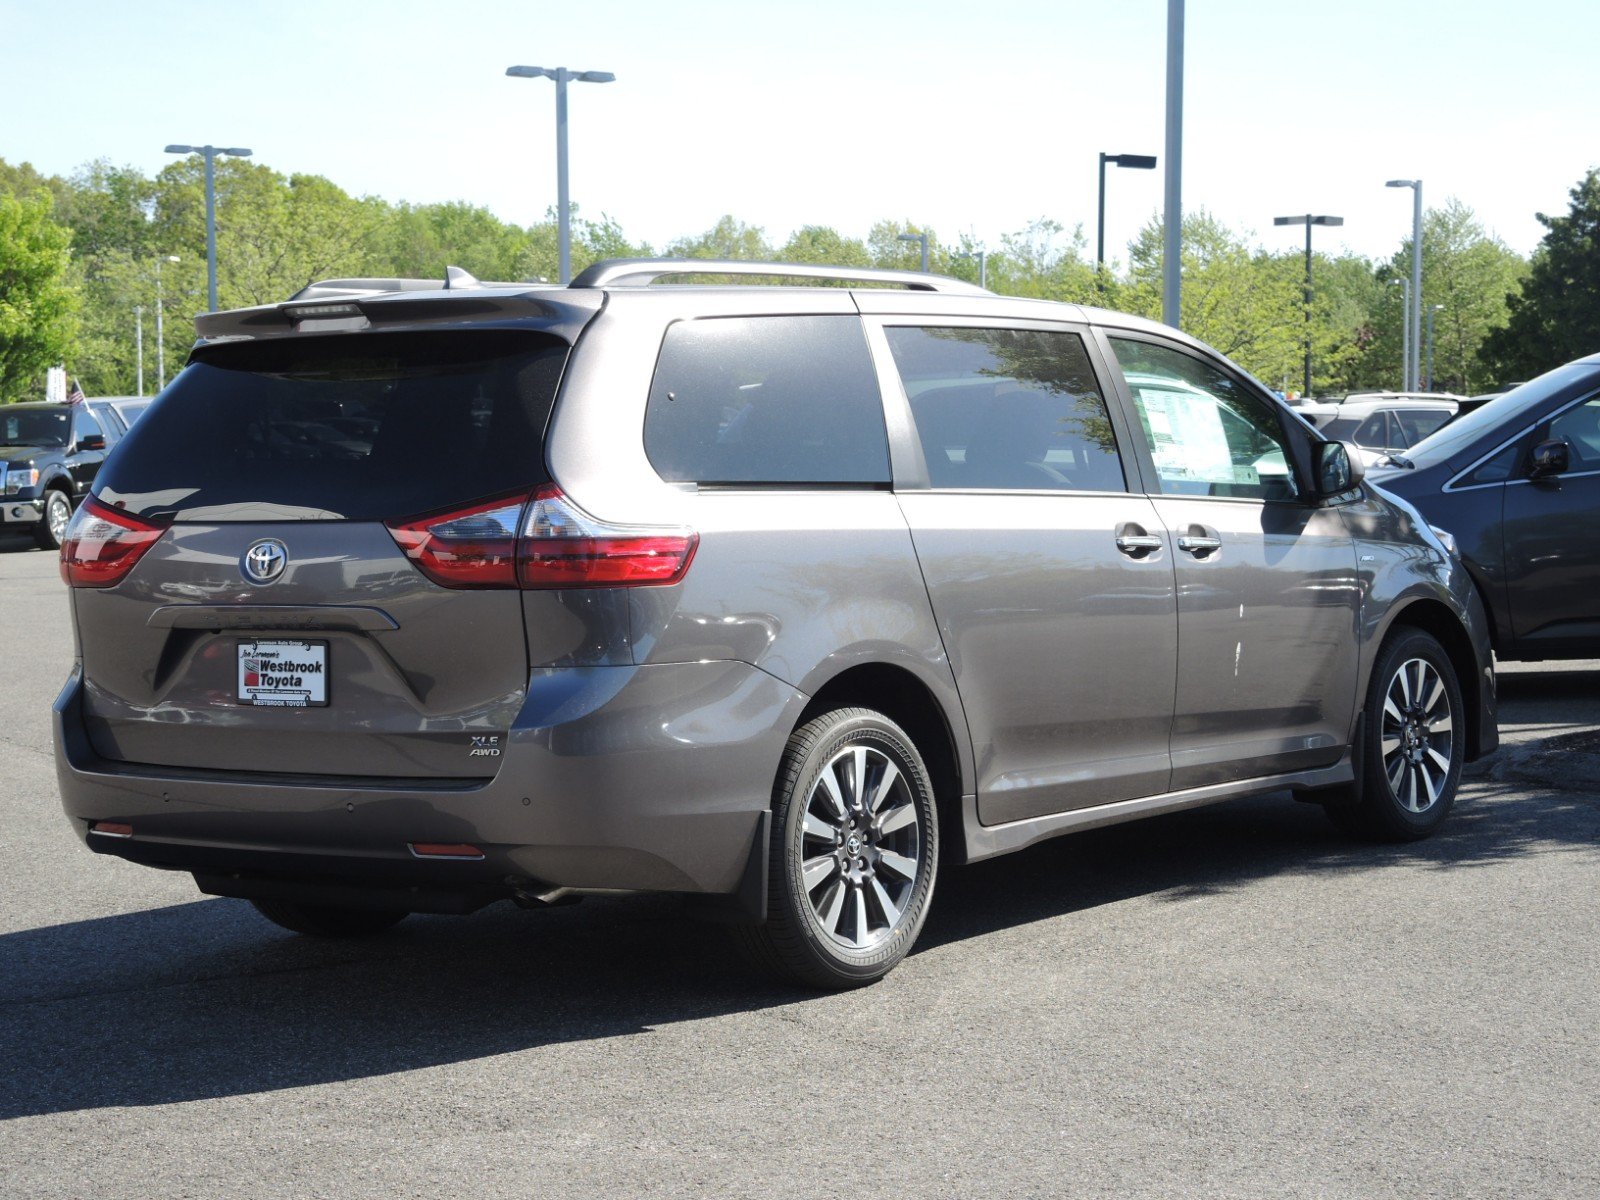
(53, 260, 1497, 987)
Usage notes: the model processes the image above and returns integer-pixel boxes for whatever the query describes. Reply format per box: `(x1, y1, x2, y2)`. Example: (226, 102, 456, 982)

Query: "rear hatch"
(75, 328, 568, 781)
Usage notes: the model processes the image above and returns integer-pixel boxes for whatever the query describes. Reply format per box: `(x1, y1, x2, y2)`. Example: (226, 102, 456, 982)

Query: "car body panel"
(53, 268, 1499, 920)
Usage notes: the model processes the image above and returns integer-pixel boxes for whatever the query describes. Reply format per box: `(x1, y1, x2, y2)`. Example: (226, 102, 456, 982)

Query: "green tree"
(781, 224, 871, 267)
(1480, 169, 1600, 385)
(990, 217, 1097, 303)
(867, 219, 946, 273)
(1355, 200, 1526, 394)
(1123, 211, 1308, 388)
(0, 190, 78, 403)
(667, 215, 772, 260)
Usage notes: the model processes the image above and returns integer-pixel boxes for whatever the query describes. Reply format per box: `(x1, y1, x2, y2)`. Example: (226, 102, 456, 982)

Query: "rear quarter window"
(643, 315, 890, 485)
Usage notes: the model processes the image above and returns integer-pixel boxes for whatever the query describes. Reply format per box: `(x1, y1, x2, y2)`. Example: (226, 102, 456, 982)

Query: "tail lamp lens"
(518, 485, 697, 588)
(385, 486, 696, 591)
(386, 495, 524, 589)
(60, 498, 168, 588)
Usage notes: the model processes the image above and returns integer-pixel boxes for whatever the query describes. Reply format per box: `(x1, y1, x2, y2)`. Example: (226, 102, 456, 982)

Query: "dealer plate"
(237, 640, 329, 707)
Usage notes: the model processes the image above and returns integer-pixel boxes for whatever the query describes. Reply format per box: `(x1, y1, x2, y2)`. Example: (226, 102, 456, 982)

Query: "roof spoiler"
(286, 266, 540, 302)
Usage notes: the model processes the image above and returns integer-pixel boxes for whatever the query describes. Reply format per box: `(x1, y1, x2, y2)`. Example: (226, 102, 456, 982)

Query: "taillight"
(60, 498, 168, 588)
(518, 485, 697, 589)
(386, 493, 523, 589)
(385, 486, 697, 591)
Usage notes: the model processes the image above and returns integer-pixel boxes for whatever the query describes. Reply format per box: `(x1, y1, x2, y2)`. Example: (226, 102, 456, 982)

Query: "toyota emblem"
(242, 539, 289, 585)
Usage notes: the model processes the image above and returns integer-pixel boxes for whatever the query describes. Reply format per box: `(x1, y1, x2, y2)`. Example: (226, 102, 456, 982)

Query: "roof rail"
(287, 265, 535, 302)
(568, 257, 991, 295)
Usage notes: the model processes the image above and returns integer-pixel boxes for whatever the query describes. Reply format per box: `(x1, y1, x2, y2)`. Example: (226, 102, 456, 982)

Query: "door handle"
(1115, 533, 1164, 556)
(1177, 534, 1223, 555)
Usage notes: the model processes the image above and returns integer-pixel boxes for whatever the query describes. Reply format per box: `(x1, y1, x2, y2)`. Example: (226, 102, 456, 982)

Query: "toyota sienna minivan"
(53, 259, 1497, 987)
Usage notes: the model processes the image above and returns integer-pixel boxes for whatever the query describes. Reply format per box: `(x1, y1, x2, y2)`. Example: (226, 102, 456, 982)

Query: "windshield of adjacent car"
(1403, 362, 1598, 466)
(0, 407, 70, 448)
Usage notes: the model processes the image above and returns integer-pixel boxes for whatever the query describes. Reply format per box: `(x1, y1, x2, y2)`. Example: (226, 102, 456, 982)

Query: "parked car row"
(1372, 361, 1600, 663)
(52, 259, 1498, 988)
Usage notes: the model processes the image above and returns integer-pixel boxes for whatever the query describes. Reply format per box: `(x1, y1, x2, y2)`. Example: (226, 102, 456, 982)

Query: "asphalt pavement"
(1, 535, 1597, 1199)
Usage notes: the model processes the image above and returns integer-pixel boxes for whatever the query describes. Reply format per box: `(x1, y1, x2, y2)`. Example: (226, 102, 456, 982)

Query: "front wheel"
(1324, 628, 1465, 842)
(34, 490, 72, 550)
(735, 708, 939, 989)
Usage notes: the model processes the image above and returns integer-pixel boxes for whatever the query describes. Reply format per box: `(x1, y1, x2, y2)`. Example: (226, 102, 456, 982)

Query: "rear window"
(94, 330, 566, 521)
(643, 315, 890, 485)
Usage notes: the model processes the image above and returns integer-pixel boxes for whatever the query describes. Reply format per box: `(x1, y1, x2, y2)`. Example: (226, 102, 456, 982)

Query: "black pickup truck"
(1, 403, 110, 550)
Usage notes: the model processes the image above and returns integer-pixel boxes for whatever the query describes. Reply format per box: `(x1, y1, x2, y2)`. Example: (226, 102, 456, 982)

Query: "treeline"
(4, 153, 1593, 403)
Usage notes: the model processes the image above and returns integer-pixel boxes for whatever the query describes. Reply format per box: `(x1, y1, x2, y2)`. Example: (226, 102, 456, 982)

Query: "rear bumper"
(55, 659, 804, 907)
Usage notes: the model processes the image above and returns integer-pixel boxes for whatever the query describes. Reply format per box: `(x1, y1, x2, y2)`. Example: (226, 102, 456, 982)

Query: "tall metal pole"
(555, 69, 571, 285)
(897, 232, 929, 272)
(977, 249, 987, 289)
(1302, 219, 1314, 397)
(1393, 278, 1410, 392)
(1410, 181, 1423, 392)
(135, 306, 144, 398)
(1097, 153, 1109, 276)
(203, 149, 219, 314)
(1426, 304, 1443, 391)
(1162, 0, 1184, 328)
(155, 259, 166, 389)
(166, 146, 250, 314)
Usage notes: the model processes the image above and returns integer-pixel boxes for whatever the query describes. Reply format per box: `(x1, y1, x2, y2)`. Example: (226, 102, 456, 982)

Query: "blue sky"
(4, 0, 1596, 267)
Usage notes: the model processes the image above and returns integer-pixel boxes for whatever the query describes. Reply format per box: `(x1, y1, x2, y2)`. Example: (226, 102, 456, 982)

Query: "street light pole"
(1386, 179, 1423, 390)
(135, 306, 144, 398)
(1097, 152, 1158, 283)
(897, 232, 930, 273)
(154, 255, 179, 389)
(1273, 214, 1344, 398)
(1388, 278, 1411, 392)
(506, 65, 616, 285)
(1426, 304, 1445, 391)
(1163, 0, 1184, 327)
(164, 145, 252, 312)
(955, 249, 988, 288)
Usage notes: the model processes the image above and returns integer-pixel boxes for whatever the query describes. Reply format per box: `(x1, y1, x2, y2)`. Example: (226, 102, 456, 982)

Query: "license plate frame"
(237, 639, 329, 708)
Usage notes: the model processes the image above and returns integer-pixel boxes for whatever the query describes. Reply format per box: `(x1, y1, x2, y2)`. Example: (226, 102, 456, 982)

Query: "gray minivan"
(54, 260, 1497, 987)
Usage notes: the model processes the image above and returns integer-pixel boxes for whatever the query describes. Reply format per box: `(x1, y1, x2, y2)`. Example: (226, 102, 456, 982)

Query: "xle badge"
(469, 736, 502, 758)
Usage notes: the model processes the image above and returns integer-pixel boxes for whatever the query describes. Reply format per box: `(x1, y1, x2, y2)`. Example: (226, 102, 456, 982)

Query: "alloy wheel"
(1380, 656, 1455, 813)
(799, 744, 923, 950)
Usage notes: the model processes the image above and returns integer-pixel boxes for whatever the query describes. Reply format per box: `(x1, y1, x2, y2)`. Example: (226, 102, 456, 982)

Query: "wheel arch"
(1381, 597, 1487, 760)
(795, 662, 969, 859)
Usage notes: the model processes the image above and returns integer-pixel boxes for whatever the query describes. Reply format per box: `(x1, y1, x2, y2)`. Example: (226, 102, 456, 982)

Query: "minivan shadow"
(2, 779, 1590, 1119)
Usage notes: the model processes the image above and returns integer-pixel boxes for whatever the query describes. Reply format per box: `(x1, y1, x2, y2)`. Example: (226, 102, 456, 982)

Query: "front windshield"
(1404, 361, 1597, 465)
(0, 407, 70, 447)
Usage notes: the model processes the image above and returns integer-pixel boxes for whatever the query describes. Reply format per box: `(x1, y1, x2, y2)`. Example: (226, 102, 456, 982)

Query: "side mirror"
(1529, 439, 1569, 479)
(1316, 440, 1364, 497)
(77, 434, 106, 452)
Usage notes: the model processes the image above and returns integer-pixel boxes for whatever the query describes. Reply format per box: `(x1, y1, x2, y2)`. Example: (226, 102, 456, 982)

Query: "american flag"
(66, 380, 85, 404)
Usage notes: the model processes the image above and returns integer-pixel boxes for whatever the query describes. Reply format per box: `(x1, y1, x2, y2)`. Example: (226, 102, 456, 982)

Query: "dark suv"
(2, 402, 110, 549)
(53, 260, 1497, 987)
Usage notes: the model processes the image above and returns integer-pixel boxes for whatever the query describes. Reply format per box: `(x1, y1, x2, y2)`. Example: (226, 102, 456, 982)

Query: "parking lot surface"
(2, 537, 1597, 1198)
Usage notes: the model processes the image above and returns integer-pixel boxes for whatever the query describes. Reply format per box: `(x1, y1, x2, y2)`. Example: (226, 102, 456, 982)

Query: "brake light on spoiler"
(387, 485, 697, 591)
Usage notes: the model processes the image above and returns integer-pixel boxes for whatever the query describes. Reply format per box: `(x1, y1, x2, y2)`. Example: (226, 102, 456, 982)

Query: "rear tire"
(1323, 628, 1464, 842)
(34, 489, 71, 551)
(250, 899, 408, 938)
(734, 707, 939, 989)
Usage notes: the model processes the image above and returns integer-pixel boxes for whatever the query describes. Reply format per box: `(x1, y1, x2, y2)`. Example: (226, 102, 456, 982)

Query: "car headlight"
(1428, 525, 1459, 557)
(4, 468, 39, 495)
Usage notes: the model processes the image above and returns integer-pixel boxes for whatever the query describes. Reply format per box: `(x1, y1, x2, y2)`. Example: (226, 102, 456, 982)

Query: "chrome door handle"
(1116, 534, 1164, 555)
(1177, 535, 1222, 554)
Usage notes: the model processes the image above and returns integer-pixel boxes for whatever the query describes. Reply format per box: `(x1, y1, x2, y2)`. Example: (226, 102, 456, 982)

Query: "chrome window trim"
(1442, 387, 1600, 493)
